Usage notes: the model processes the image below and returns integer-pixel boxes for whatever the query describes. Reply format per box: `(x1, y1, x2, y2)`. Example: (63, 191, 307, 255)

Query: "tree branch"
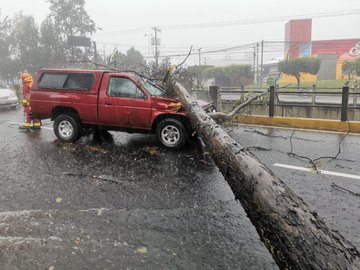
(208, 91, 268, 123)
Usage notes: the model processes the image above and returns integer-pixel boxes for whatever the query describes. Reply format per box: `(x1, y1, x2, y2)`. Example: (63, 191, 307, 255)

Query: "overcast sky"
(1, 0, 360, 65)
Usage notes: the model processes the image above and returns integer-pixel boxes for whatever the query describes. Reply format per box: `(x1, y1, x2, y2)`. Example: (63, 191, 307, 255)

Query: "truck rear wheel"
(156, 118, 188, 149)
(54, 114, 81, 142)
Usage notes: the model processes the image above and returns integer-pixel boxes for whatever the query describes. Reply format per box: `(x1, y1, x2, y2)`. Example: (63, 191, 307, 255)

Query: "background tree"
(107, 47, 146, 72)
(278, 57, 320, 88)
(224, 65, 254, 87)
(48, 0, 96, 36)
(108, 50, 127, 68)
(0, 1, 97, 81)
(126, 47, 146, 70)
(187, 65, 213, 89)
(10, 13, 41, 75)
(203, 65, 254, 87)
(0, 10, 13, 82)
(355, 58, 360, 77)
(203, 67, 226, 86)
(39, 15, 66, 68)
(47, 0, 96, 63)
(342, 60, 356, 80)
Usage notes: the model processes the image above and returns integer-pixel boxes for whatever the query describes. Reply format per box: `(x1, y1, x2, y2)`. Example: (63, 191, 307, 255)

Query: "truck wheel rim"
(59, 120, 73, 139)
(161, 125, 180, 146)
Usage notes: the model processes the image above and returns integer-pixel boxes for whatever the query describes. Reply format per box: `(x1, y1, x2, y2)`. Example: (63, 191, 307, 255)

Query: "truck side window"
(64, 74, 94, 90)
(38, 73, 94, 90)
(39, 74, 67, 89)
(108, 77, 145, 98)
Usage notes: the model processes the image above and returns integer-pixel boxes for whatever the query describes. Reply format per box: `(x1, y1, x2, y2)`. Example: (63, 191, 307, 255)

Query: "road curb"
(234, 115, 360, 134)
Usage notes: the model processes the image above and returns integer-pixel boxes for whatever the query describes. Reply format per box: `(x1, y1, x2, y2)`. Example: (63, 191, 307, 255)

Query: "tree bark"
(296, 74, 301, 89)
(174, 83, 360, 270)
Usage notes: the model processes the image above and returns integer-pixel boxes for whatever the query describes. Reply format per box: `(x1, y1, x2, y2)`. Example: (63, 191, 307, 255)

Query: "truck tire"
(156, 118, 188, 149)
(54, 114, 81, 142)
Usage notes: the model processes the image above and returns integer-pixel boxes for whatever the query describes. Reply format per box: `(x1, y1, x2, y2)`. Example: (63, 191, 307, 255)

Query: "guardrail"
(192, 85, 360, 122)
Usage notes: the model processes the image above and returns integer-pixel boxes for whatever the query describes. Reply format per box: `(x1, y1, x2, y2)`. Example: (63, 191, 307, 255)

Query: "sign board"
(349, 42, 360, 57)
(150, 37, 161, 46)
(67, 36, 92, 47)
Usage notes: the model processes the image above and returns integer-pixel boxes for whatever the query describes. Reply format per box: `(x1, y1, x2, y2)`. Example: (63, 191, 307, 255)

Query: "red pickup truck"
(30, 69, 192, 149)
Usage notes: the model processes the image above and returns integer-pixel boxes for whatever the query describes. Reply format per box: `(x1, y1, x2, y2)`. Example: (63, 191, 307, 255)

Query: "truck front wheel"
(54, 114, 80, 142)
(156, 118, 188, 149)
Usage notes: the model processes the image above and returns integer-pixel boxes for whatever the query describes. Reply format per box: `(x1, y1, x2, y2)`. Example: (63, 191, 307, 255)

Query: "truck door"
(98, 74, 152, 129)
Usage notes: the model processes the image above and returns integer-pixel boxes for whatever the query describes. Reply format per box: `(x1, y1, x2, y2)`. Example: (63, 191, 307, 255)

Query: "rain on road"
(1, 108, 359, 269)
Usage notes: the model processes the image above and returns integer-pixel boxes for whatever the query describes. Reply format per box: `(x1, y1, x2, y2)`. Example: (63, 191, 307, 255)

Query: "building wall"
(280, 73, 317, 84)
(282, 19, 360, 83)
(317, 54, 337, 81)
(285, 19, 312, 59)
(312, 39, 360, 59)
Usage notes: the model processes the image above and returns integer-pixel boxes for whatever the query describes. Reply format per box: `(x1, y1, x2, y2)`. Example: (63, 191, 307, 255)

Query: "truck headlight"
(166, 102, 182, 112)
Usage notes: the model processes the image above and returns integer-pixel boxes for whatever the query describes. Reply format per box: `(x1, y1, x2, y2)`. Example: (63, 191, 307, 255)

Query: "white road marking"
(0, 236, 63, 243)
(0, 208, 111, 218)
(7, 121, 53, 130)
(273, 163, 360, 180)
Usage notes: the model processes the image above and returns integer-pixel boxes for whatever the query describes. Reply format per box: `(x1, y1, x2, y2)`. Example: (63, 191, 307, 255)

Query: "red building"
(283, 19, 360, 81)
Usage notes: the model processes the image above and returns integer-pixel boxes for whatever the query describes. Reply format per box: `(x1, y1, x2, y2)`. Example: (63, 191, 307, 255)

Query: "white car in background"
(0, 82, 18, 110)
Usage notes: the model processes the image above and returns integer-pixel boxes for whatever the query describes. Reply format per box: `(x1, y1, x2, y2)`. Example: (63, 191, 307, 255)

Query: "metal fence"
(192, 85, 360, 121)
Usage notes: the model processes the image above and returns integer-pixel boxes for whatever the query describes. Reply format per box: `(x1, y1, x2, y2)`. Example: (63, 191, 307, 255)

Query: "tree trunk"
(296, 74, 301, 89)
(174, 83, 360, 270)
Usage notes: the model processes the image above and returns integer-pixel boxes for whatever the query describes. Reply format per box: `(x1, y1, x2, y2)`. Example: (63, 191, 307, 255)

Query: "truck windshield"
(140, 78, 166, 97)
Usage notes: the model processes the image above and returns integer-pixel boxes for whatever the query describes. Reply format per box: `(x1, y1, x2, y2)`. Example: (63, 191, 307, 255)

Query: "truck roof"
(37, 68, 138, 78)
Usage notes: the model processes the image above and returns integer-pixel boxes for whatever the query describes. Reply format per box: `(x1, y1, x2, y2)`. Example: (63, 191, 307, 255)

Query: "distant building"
(262, 62, 280, 84)
(281, 19, 360, 83)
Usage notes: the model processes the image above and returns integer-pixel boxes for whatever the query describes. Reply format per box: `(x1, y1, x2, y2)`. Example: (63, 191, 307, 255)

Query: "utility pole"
(256, 42, 259, 86)
(253, 46, 256, 84)
(198, 48, 201, 66)
(152, 27, 161, 66)
(260, 40, 264, 86)
(198, 48, 202, 88)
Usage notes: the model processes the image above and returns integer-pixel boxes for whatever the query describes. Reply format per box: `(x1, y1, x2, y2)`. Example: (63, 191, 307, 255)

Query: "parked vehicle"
(0, 82, 18, 110)
(30, 69, 193, 149)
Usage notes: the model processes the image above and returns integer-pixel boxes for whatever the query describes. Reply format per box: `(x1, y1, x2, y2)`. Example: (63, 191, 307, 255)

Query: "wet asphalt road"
(1, 108, 360, 269)
(0, 108, 277, 270)
(227, 124, 360, 249)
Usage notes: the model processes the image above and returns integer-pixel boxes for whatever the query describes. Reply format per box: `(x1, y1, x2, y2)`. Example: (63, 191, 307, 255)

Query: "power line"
(99, 37, 359, 65)
(161, 9, 360, 30)
(141, 42, 257, 59)
(95, 27, 149, 37)
(95, 9, 360, 37)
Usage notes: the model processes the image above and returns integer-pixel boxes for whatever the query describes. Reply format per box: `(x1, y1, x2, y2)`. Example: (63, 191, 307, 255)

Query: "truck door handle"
(105, 102, 112, 106)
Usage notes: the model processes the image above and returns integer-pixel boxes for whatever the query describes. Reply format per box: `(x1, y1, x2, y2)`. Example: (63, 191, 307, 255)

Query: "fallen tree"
(174, 83, 360, 270)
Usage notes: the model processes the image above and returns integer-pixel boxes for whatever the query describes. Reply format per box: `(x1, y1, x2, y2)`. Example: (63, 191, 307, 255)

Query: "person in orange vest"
(19, 70, 41, 130)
